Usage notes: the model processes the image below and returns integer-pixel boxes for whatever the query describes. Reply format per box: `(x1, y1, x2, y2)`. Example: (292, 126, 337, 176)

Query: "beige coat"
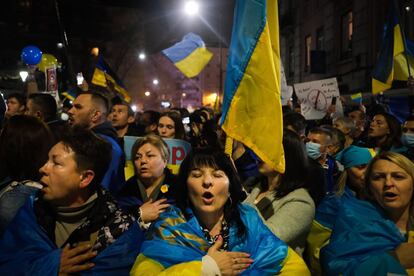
(244, 186, 315, 255)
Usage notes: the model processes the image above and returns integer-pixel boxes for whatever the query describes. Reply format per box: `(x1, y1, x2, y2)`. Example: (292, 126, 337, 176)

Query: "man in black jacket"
(68, 91, 125, 194)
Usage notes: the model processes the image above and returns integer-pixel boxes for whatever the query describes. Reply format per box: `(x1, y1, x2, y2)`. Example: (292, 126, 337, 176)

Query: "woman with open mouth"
(130, 148, 310, 275)
(321, 151, 414, 275)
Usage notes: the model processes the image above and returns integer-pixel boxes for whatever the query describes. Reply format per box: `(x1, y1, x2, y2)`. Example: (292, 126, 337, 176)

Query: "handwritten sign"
(293, 78, 343, 120)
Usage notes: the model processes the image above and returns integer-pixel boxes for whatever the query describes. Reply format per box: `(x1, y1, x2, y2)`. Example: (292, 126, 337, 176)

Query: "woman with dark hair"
(244, 129, 315, 255)
(157, 111, 185, 140)
(368, 112, 407, 153)
(0, 115, 53, 233)
(321, 152, 414, 275)
(117, 134, 175, 227)
(131, 148, 309, 275)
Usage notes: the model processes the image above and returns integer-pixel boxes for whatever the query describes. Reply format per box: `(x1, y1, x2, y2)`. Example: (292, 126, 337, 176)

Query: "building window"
(341, 10, 353, 59)
(316, 27, 324, 50)
(288, 45, 295, 77)
(305, 35, 312, 71)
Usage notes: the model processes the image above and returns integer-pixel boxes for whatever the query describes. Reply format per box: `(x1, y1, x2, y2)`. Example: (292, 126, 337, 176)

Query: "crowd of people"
(0, 89, 413, 275)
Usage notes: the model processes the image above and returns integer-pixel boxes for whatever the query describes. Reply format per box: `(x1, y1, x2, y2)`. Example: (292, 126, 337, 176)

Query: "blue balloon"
(21, 45, 42, 65)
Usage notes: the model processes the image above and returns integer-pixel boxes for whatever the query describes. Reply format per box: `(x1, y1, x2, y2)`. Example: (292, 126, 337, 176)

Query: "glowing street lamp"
(138, 52, 146, 60)
(184, 1, 199, 16)
(19, 71, 28, 82)
(145, 91, 151, 97)
(153, 79, 159, 85)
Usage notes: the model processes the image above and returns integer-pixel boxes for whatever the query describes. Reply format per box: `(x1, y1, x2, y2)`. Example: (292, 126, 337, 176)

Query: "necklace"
(200, 220, 229, 250)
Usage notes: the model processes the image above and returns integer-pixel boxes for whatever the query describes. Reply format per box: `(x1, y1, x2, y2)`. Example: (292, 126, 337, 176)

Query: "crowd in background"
(0, 89, 413, 275)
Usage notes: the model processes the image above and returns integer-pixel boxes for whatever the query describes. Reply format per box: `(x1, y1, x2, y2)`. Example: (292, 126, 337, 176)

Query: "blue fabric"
(162, 33, 206, 63)
(141, 204, 288, 275)
(0, 182, 39, 235)
(335, 145, 374, 169)
(315, 187, 356, 230)
(220, 0, 266, 122)
(320, 198, 406, 275)
(99, 134, 125, 195)
(0, 196, 144, 275)
(325, 156, 338, 194)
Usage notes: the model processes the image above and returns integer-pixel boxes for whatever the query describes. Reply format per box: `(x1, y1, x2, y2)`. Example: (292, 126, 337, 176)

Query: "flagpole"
(393, 0, 412, 78)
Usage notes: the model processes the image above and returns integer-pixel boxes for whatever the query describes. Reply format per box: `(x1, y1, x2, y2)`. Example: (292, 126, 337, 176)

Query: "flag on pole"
(220, 0, 285, 172)
(162, 33, 213, 78)
(92, 56, 131, 102)
(372, 0, 414, 94)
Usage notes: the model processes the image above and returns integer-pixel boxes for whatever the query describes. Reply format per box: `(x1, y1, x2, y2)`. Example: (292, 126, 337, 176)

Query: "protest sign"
(294, 78, 343, 120)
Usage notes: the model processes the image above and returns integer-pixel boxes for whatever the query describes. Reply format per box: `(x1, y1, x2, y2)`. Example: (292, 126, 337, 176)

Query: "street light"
(145, 91, 151, 97)
(153, 79, 159, 85)
(138, 52, 146, 60)
(184, 1, 199, 16)
(19, 71, 28, 82)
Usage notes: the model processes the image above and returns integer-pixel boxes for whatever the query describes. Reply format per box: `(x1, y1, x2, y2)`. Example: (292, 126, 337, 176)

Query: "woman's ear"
(79, 170, 95, 189)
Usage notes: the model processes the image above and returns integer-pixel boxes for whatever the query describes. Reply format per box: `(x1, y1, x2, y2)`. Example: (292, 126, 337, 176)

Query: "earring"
(227, 196, 233, 206)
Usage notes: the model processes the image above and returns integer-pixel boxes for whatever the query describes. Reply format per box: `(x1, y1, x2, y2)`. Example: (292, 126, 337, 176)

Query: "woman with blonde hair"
(321, 152, 414, 275)
(117, 134, 176, 227)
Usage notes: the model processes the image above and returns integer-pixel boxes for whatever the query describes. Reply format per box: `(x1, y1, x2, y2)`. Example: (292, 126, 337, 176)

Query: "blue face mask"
(401, 133, 414, 147)
(306, 141, 322, 160)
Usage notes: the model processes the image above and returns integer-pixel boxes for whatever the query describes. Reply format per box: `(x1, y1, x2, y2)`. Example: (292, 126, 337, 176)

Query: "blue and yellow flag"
(92, 56, 131, 102)
(162, 33, 213, 78)
(220, 0, 285, 172)
(372, 1, 414, 94)
(350, 92, 362, 103)
(61, 89, 77, 101)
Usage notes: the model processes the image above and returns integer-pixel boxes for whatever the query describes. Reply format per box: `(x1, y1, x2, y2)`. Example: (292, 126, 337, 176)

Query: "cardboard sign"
(294, 78, 343, 120)
(45, 66, 57, 92)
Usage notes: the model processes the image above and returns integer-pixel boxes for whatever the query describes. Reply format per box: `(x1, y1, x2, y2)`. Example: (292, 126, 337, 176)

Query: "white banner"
(294, 78, 343, 120)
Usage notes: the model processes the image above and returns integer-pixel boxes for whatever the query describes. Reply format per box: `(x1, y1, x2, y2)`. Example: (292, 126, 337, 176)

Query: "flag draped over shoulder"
(162, 33, 213, 78)
(372, 1, 414, 94)
(92, 56, 131, 102)
(220, 0, 285, 173)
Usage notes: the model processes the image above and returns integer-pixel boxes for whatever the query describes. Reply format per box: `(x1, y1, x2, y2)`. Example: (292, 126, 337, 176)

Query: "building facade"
(279, 0, 414, 95)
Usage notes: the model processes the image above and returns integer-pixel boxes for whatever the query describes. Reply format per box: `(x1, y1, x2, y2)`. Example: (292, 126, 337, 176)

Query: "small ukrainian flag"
(162, 33, 213, 78)
(350, 92, 362, 103)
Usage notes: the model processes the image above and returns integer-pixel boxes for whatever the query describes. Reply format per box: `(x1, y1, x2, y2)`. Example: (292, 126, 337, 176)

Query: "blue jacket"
(0, 195, 144, 275)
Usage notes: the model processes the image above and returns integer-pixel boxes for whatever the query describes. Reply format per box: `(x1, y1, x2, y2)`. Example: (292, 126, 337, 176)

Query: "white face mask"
(401, 133, 414, 147)
(306, 141, 322, 160)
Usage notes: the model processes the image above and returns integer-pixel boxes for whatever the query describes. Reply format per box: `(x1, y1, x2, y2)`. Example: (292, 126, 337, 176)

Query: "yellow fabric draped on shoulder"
(130, 254, 202, 276)
(305, 220, 333, 276)
(279, 247, 311, 275)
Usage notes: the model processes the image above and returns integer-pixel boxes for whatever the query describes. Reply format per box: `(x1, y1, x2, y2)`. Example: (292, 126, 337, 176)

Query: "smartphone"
(76, 73, 84, 85)
(331, 97, 337, 105)
(182, 117, 190, 124)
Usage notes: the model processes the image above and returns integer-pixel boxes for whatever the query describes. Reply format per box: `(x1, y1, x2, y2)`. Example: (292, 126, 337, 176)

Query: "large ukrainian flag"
(220, 0, 285, 172)
(162, 33, 213, 78)
(92, 56, 131, 102)
(372, 1, 414, 94)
